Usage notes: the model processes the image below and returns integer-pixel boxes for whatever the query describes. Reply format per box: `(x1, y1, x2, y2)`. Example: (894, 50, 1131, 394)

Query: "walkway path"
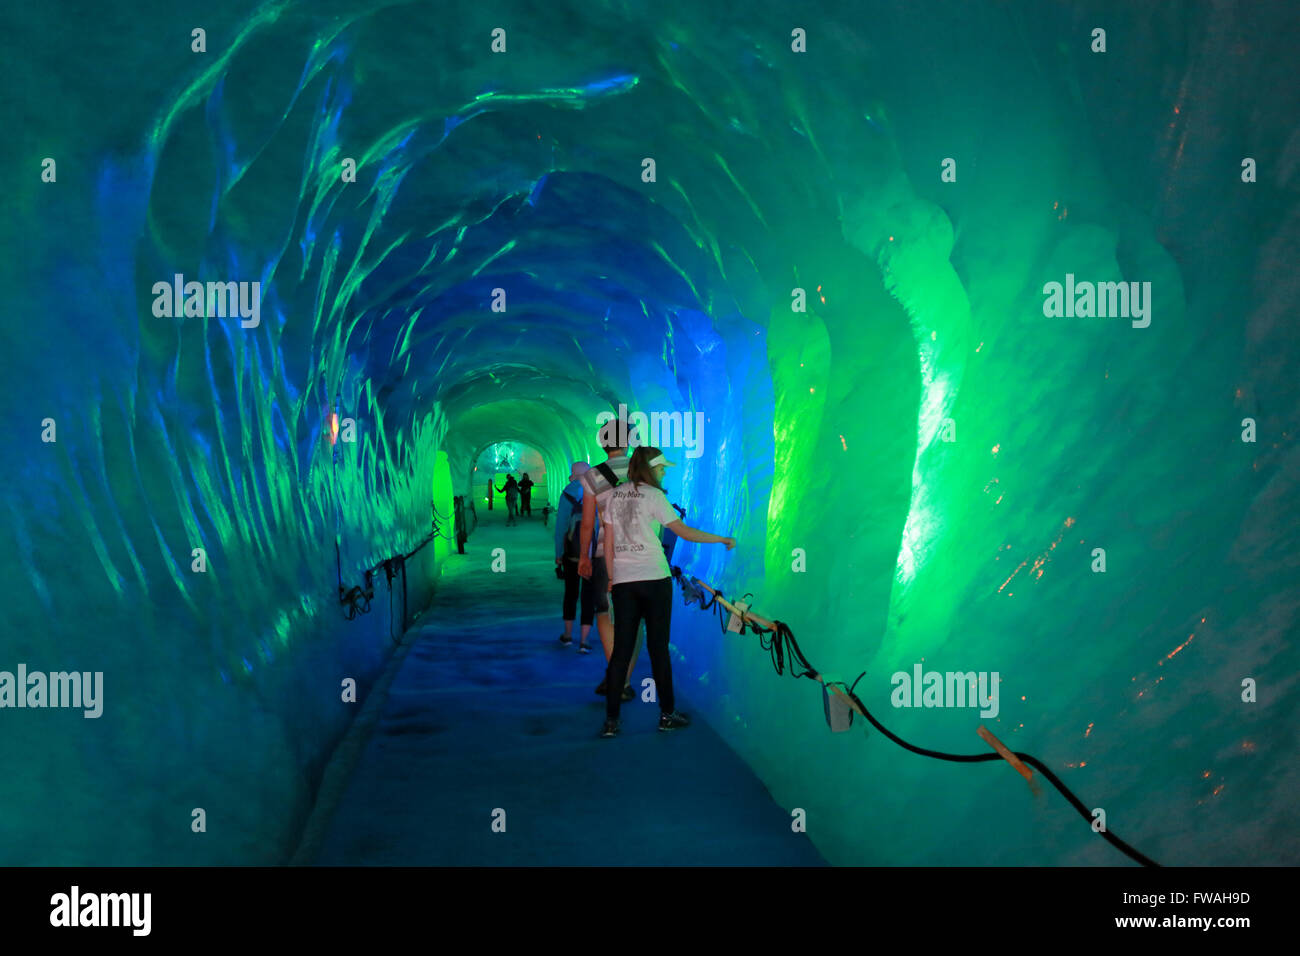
(304, 504, 826, 865)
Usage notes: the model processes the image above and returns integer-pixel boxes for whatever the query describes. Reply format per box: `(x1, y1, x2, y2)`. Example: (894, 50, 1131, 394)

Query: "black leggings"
(561, 559, 595, 626)
(605, 576, 674, 720)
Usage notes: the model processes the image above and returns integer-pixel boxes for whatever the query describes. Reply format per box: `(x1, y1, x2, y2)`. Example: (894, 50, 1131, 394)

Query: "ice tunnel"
(2, 0, 1298, 868)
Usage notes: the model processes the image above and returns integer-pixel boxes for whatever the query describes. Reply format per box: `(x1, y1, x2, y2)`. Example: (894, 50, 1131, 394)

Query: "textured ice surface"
(2, 0, 1297, 864)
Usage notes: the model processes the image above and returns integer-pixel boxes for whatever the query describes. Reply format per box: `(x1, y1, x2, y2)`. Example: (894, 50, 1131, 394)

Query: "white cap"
(647, 454, 676, 468)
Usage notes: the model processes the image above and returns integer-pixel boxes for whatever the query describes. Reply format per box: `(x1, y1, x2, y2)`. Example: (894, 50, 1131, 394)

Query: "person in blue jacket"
(554, 462, 596, 652)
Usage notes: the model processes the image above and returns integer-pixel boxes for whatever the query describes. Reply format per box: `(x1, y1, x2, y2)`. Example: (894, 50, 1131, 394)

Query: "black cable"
(773, 621, 818, 679)
(669, 573, 1161, 868)
(841, 686, 1159, 867)
(430, 504, 457, 541)
(695, 582, 731, 635)
(388, 570, 395, 642)
(713, 596, 729, 634)
(339, 522, 446, 628)
(338, 583, 371, 620)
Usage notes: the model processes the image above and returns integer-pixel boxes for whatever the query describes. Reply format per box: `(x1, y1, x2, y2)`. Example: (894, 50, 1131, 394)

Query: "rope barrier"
(670, 567, 1161, 867)
(336, 505, 459, 637)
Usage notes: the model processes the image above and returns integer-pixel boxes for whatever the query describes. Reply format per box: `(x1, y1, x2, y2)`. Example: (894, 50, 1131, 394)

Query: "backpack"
(559, 463, 620, 562)
(561, 491, 584, 561)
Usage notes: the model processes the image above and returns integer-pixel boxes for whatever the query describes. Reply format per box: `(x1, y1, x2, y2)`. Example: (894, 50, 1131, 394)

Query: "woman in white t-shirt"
(598, 446, 735, 739)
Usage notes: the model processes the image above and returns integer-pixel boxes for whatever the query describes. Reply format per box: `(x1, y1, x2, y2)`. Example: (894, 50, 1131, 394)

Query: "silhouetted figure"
(496, 475, 520, 526)
(519, 473, 534, 516)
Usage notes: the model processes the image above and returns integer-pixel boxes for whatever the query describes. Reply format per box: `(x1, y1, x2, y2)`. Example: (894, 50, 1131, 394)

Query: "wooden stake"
(978, 725, 1035, 785)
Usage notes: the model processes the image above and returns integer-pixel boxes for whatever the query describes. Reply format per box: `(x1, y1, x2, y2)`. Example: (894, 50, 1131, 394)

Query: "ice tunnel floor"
(305, 507, 826, 866)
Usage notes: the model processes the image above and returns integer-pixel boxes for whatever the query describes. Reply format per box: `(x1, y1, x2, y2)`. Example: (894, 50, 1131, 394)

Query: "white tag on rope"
(726, 600, 749, 633)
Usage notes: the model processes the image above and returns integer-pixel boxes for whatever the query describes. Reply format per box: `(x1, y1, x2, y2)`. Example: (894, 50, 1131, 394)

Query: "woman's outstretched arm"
(665, 520, 735, 549)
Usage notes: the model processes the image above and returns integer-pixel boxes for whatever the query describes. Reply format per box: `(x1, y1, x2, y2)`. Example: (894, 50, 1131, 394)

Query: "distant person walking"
(497, 475, 520, 526)
(555, 463, 595, 653)
(519, 473, 535, 517)
(598, 446, 735, 739)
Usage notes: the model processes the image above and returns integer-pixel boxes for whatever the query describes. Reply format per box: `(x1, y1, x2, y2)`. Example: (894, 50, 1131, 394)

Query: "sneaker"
(658, 711, 691, 732)
(577, 643, 591, 654)
(595, 680, 634, 700)
(599, 720, 620, 739)
(558, 634, 573, 645)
